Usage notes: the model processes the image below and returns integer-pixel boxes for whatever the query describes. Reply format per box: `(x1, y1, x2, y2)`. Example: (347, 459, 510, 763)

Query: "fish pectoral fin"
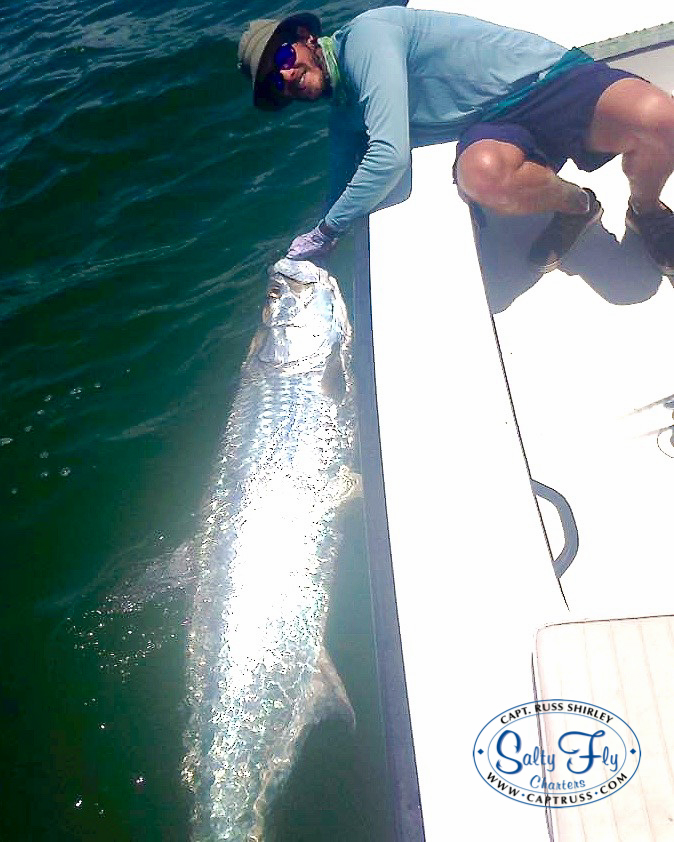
(309, 646, 356, 731)
(330, 465, 362, 507)
(320, 341, 347, 402)
(343, 465, 363, 501)
(104, 539, 197, 614)
(249, 650, 355, 839)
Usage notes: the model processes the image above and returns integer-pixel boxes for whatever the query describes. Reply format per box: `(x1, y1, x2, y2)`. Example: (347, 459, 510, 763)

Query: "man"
(237, 8, 674, 274)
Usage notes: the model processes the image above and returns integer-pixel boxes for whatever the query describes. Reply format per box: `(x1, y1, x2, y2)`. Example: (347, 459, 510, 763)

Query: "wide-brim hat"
(237, 13, 322, 112)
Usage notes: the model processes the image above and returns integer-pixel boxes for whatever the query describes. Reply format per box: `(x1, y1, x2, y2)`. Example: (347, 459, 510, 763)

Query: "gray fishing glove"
(286, 221, 338, 260)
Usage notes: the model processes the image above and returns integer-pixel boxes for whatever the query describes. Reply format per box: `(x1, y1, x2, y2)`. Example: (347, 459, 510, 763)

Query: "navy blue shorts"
(454, 62, 642, 178)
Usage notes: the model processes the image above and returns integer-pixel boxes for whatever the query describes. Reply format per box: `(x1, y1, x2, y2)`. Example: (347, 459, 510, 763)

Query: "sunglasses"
(268, 43, 298, 92)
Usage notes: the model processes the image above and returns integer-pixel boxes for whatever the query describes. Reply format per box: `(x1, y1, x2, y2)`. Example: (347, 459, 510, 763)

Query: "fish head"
(255, 259, 350, 372)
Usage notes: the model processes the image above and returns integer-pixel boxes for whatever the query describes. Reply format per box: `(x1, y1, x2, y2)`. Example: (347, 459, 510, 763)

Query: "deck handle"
(531, 480, 579, 579)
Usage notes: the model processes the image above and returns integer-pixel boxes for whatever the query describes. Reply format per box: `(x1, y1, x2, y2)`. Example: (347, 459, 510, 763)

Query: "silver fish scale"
(183, 267, 355, 842)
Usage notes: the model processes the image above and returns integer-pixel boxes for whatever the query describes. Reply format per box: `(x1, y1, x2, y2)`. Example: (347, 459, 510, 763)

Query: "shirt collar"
(318, 35, 348, 106)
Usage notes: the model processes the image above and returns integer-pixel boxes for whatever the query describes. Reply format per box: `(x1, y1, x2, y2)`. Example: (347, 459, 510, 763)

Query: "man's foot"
(529, 188, 603, 272)
(625, 201, 674, 276)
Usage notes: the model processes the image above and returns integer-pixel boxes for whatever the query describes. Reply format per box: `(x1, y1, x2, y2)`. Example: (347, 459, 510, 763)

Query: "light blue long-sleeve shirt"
(322, 7, 589, 233)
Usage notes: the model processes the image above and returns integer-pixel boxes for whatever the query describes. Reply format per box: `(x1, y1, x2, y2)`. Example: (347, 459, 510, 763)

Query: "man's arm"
(323, 18, 411, 234)
(327, 114, 366, 212)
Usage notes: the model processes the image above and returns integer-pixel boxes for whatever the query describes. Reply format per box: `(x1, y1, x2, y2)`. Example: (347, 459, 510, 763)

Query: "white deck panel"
(369, 1, 674, 839)
(430, 1, 672, 48)
(534, 617, 674, 841)
(612, 46, 674, 93)
(370, 143, 566, 842)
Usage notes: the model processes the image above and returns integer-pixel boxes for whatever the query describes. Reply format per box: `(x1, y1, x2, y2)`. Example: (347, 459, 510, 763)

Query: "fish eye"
(268, 284, 283, 298)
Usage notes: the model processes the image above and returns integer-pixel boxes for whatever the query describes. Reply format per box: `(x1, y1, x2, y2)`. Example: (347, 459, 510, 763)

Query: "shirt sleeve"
(326, 113, 366, 212)
(324, 19, 411, 233)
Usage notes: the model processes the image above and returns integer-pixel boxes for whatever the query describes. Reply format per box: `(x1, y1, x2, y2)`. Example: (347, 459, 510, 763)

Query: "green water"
(0, 2, 396, 838)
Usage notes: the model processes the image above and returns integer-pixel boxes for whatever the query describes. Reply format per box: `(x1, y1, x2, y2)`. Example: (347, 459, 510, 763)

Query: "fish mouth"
(262, 259, 332, 329)
(253, 261, 349, 370)
(263, 276, 314, 327)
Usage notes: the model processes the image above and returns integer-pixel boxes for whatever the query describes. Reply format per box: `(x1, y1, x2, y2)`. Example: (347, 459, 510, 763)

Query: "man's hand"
(286, 221, 338, 260)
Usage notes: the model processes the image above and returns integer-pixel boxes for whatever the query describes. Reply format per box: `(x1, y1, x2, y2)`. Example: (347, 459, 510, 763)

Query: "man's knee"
(624, 87, 674, 148)
(591, 80, 674, 153)
(457, 141, 526, 206)
(640, 92, 674, 146)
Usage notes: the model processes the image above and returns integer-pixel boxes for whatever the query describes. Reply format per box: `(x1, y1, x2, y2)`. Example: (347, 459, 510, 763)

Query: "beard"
(314, 47, 332, 98)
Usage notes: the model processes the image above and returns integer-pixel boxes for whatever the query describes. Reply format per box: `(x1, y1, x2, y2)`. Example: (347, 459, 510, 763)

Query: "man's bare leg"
(586, 77, 674, 274)
(457, 140, 601, 271)
(457, 79, 674, 216)
(587, 77, 674, 212)
(457, 78, 674, 273)
(456, 141, 590, 215)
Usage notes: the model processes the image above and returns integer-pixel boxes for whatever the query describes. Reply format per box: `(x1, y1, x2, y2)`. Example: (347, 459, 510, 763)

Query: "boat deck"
(361, 3, 674, 838)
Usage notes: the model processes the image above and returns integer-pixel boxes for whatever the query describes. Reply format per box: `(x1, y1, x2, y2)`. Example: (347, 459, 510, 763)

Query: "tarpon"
(182, 258, 358, 841)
